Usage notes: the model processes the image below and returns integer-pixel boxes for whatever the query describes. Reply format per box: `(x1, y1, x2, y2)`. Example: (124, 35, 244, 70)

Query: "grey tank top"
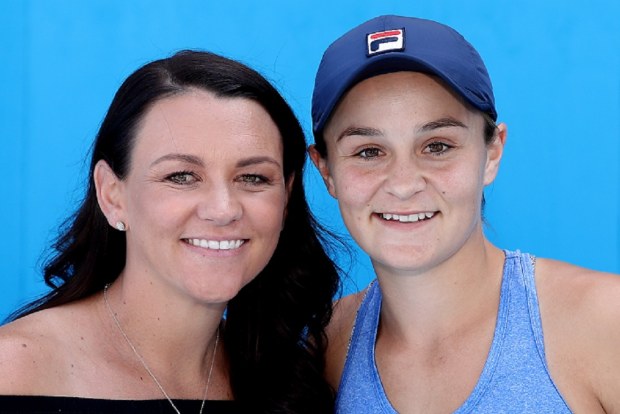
(335, 250, 573, 413)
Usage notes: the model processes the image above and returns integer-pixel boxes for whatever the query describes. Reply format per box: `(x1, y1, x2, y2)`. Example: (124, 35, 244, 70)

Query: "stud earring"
(115, 221, 126, 231)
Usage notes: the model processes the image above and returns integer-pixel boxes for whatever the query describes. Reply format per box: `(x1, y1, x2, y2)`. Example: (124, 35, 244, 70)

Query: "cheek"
(332, 167, 378, 205)
(331, 168, 378, 236)
(436, 162, 486, 207)
(127, 186, 157, 223)
(126, 186, 193, 239)
(134, 188, 177, 216)
(250, 194, 287, 239)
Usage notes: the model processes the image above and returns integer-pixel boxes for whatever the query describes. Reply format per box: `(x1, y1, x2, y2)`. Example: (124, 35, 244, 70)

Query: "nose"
(384, 155, 427, 200)
(196, 182, 242, 225)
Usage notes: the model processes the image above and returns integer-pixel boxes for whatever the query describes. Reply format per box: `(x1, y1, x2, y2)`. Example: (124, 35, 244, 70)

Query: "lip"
(376, 211, 436, 223)
(183, 238, 247, 251)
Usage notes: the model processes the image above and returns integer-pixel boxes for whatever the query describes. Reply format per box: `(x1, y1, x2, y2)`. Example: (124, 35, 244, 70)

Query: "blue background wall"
(2, 0, 619, 320)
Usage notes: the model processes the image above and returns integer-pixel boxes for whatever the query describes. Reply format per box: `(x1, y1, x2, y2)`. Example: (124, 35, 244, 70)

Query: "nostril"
(196, 194, 243, 224)
(384, 168, 427, 200)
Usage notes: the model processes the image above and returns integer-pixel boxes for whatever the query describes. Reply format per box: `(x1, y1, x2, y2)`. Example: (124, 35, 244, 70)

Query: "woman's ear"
(483, 122, 507, 186)
(94, 159, 126, 228)
(308, 145, 337, 198)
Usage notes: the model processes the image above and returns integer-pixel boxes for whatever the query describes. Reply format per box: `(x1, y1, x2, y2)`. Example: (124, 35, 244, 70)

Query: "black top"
(0, 396, 244, 414)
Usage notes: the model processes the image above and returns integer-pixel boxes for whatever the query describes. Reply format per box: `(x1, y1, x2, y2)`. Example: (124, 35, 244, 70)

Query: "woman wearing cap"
(0, 50, 341, 413)
(309, 15, 620, 413)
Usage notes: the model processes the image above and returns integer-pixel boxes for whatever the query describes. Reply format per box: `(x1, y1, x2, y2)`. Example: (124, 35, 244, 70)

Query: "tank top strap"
(336, 280, 397, 413)
(457, 249, 571, 412)
(508, 250, 549, 372)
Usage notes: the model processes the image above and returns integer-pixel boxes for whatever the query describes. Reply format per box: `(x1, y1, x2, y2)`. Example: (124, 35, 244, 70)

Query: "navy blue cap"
(312, 15, 497, 137)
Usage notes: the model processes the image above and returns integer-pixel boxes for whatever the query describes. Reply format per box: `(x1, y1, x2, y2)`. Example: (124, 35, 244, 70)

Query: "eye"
(165, 171, 199, 185)
(424, 141, 452, 155)
(238, 174, 271, 186)
(355, 147, 382, 159)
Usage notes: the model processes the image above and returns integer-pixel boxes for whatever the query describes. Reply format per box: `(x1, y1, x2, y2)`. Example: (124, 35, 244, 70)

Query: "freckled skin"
(311, 72, 620, 413)
(314, 72, 500, 276)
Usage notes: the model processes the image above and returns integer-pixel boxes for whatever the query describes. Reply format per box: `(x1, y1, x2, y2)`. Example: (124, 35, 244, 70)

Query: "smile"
(380, 212, 435, 223)
(185, 238, 245, 250)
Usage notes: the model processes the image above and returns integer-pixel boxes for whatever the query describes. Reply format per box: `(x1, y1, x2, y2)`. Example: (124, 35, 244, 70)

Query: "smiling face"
(310, 72, 505, 276)
(96, 89, 289, 304)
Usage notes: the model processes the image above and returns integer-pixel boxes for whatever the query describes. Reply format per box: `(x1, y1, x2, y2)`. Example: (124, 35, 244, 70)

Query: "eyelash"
(424, 141, 453, 156)
(353, 141, 453, 159)
(165, 170, 198, 185)
(163, 171, 272, 186)
(239, 174, 271, 186)
(354, 147, 382, 159)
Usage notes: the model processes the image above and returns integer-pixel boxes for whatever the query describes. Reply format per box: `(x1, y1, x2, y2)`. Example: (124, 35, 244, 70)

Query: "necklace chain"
(103, 284, 219, 414)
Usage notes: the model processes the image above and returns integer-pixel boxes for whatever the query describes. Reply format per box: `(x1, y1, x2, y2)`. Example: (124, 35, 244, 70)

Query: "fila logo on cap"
(367, 28, 405, 55)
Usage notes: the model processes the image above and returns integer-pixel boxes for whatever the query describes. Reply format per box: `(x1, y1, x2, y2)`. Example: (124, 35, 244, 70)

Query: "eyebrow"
(150, 153, 281, 169)
(336, 126, 382, 143)
(151, 153, 203, 167)
(418, 117, 468, 133)
(236, 156, 282, 169)
(336, 117, 468, 143)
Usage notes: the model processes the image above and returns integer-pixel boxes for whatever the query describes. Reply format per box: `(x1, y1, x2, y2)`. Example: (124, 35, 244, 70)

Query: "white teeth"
(186, 239, 244, 250)
(380, 212, 435, 222)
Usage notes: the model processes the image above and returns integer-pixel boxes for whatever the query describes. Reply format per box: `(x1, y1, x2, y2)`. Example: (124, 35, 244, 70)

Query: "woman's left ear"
(483, 122, 507, 186)
(94, 159, 126, 228)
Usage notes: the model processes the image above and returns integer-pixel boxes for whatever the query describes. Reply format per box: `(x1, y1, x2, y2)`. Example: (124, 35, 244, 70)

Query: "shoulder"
(0, 311, 60, 394)
(325, 287, 368, 391)
(0, 304, 88, 396)
(535, 258, 620, 318)
(535, 258, 620, 412)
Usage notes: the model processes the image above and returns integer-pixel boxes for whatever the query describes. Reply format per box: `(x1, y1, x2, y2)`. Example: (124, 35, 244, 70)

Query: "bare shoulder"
(325, 288, 368, 390)
(0, 300, 98, 396)
(0, 311, 62, 394)
(535, 258, 620, 412)
(536, 257, 620, 317)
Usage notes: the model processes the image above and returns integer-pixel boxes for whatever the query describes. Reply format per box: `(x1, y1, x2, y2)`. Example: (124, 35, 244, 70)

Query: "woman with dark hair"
(0, 50, 341, 413)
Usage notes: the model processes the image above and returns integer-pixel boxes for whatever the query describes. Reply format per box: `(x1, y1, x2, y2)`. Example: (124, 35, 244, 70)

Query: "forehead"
(344, 72, 469, 112)
(325, 71, 482, 136)
(131, 89, 283, 163)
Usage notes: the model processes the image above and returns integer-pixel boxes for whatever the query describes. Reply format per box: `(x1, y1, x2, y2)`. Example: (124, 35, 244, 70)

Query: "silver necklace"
(103, 284, 219, 414)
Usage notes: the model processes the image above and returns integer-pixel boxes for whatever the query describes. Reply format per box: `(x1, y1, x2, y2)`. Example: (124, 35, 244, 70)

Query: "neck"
(375, 239, 505, 342)
(100, 277, 225, 380)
